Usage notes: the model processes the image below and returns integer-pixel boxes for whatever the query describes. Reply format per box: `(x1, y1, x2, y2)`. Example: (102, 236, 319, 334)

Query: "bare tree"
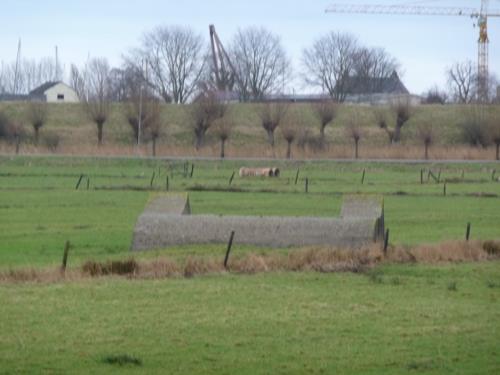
(128, 26, 206, 103)
(213, 116, 233, 159)
(392, 99, 412, 143)
(460, 105, 490, 147)
(79, 58, 112, 145)
(352, 47, 400, 93)
(126, 94, 163, 153)
(258, 102, 288, 154)
(311, 99, 338, 142)
(191, 89, 227, 150)
(447, 61, 476, 104)
(417, 123, 434, 160)
(346, 114, 363, 159)
(27, 101, 48, 144)
(69, 64, 85, 100)
(229, 27, 290, 101)
(302, 32, 359, 102)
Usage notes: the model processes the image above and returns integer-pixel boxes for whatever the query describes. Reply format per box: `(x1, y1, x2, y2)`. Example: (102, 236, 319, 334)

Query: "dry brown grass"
(1, 240, 499, 285)
(1, 141, 497, 161)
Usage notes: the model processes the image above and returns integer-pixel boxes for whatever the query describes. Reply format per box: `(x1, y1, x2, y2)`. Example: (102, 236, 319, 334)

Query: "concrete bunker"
(131, 193, 384, 251)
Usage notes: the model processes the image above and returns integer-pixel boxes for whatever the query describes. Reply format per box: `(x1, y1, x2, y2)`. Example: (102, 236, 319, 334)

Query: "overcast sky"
(1, 0, 499, 94)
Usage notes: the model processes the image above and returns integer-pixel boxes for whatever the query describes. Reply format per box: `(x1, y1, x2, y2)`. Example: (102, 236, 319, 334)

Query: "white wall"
(44, 83, 79, 103)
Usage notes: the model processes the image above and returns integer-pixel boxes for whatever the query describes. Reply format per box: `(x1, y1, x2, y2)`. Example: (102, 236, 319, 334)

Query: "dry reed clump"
(388, 240, 497, 264)
(138, 258, 181, 279)
(183, 256, 224, 278)
(82, 259, 139, 277)
(1, 141, 497, 161)
(1, 240, 499, 284)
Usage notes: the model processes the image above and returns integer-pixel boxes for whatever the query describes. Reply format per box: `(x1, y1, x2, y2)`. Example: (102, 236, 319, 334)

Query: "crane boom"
(325, 4, 500, 18)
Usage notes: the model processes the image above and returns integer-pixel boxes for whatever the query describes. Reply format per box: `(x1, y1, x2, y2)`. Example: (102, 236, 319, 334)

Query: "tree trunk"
(496, 142, 500, 161)
(286, 140, 292, 159)
(220, 139, 226, 159)
(152, 137, 157, 157)
(267, 130, 275, 147)
(354, 139, 359, 159)
(15, 135, 20, 155)
(393, 126, 402, 143)
(320, 125, 326, 142)
(424, 142, 429, 160)
(97, 122, 104, 146)
(34, 126, 40, 145)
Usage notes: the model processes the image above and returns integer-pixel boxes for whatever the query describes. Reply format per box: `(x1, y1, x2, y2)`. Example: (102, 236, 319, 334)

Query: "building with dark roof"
(29, 82, 79, 103)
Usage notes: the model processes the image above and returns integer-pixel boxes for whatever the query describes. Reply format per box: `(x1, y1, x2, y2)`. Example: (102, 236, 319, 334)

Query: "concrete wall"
(44, 83, 79, 103)
(131, 194, 384, 251)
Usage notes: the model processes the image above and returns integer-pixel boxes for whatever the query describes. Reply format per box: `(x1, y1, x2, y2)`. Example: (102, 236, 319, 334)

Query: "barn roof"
(342, 71, 409, 95)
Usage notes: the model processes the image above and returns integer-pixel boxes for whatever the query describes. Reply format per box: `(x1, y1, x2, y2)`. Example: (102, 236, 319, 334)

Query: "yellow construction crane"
(325, 1, 500, 102)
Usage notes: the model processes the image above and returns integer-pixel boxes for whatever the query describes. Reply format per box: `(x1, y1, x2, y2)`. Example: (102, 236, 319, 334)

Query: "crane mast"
(326, 1, 500, 102)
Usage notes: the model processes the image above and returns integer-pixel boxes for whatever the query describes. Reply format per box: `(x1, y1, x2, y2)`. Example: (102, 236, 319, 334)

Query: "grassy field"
(1, 155, 499, 267)
(1, 102, 499, 160)
(1, 263, 499, 374)
(1, 155, 499, 374)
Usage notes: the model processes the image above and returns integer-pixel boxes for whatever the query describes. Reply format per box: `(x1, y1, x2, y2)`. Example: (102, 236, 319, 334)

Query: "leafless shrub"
(374, 108, 394, 144)
(191, 89, 227, 150)
(258, 102, 288, 154)
(0, 111, 11, 139)
(212, 115, 234, 159)
(311, 99, 337, 142)
(346, 114, 363, 159)
(417, 122, 434, 160)
(488, 114, 500, 160)
(460, 105, 490, 147)
(27, 101, 48, 144)
(391, 99, 412, 143)
(423, 85, 448, 105)
(280, 115, 300, 159)
(42, 132, 60, 152)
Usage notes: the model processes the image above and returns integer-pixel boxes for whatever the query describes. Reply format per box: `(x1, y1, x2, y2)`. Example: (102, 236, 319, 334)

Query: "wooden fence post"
(305, 178, 309, 193)
(361, 168, 366, 184)
(224, 231, 236, 269)
(229, 171, 235, 186)
(75, 174, 84, 190)
(294, 169, 300, 185)
(61, 241, 71, 273)
(383, 229, 390, 256)
(150, 171, 156, 188)
(465, 222, 471, 241)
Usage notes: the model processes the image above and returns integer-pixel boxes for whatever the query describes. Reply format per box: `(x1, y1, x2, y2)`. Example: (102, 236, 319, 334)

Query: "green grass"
(1, 155, 499, 267)
(0, 263, 499, 374)
(0, 155, 499, 374)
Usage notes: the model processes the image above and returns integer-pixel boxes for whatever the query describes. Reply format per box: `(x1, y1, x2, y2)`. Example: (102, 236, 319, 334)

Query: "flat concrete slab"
(131, 193, 384, 251)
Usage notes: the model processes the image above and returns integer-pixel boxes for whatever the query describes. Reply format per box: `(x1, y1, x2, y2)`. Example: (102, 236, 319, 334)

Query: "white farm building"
(29, 82, 79, 103)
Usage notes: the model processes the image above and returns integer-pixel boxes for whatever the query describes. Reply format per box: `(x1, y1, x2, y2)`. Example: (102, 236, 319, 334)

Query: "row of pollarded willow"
(2, 95, 499, 161)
